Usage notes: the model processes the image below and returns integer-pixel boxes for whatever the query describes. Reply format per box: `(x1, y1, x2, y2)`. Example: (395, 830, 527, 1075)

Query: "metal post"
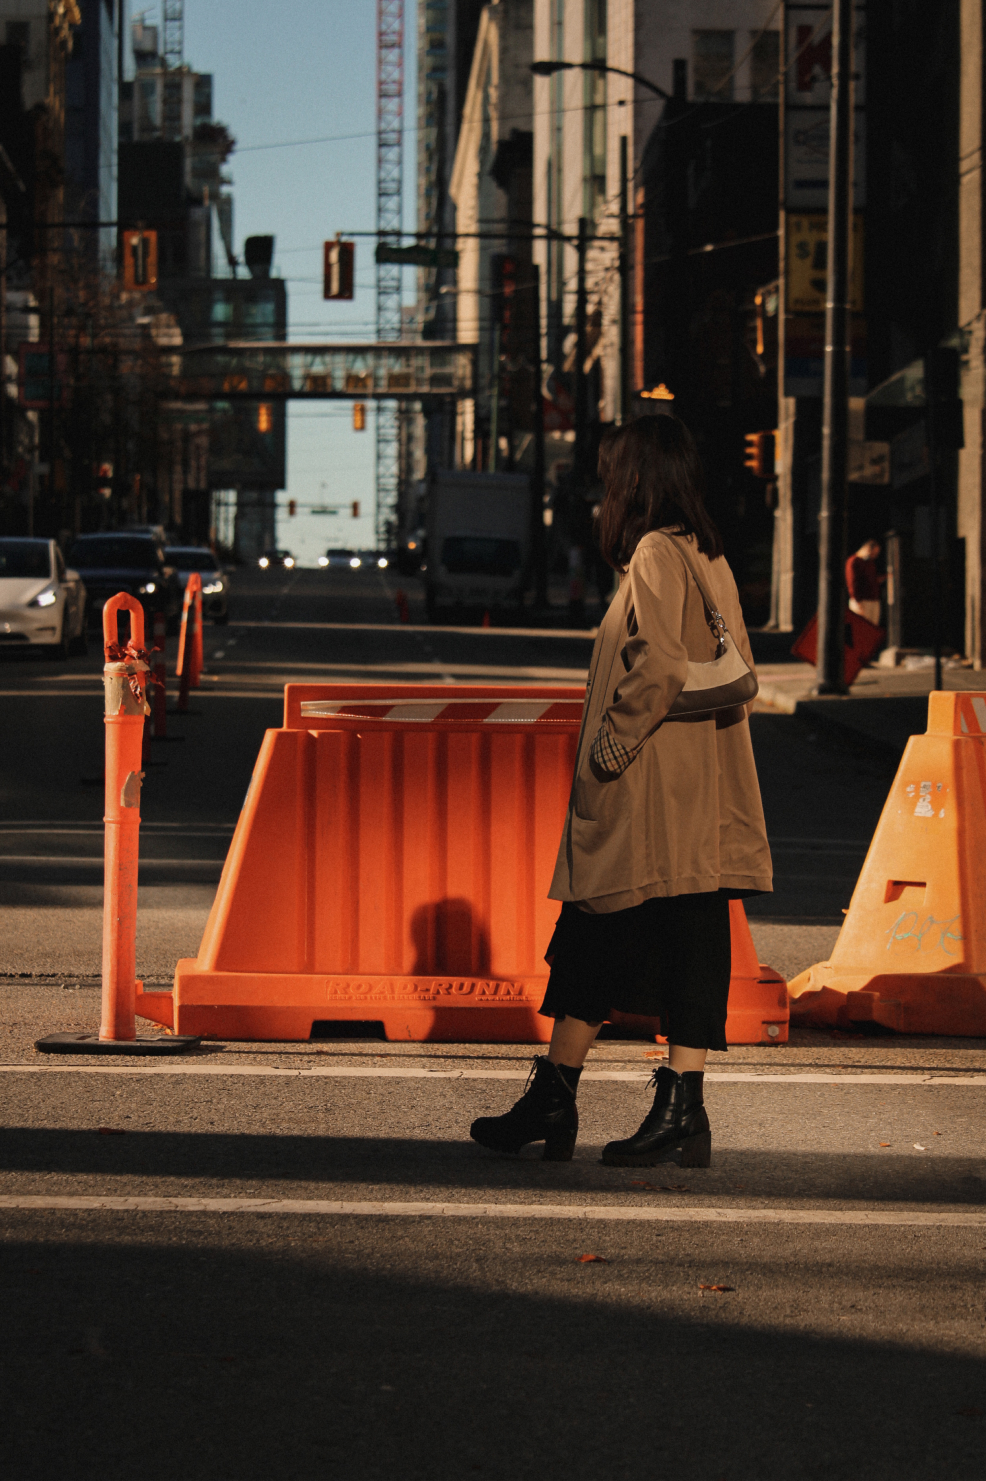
(574, 217, 589, 485)
(618, 136, 629, 423)
(814, 0, 853, 695)
(488, 321, 501, 473)
(531, 265, 548, 607)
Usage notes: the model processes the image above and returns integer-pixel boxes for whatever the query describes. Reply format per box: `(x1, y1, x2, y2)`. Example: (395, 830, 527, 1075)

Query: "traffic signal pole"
(814, 0, 854, 695)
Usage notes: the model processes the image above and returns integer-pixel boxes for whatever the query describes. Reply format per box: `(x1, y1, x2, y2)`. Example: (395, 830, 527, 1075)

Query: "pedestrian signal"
(743, 430, 775, 479)
(288, 499, 296, 517)
(257, 403, 273, 433)
(122, 230, 158, 290)
(324, 238, 355, 300)
(351, 501, 360, 519)
(352, 402, 366, 431)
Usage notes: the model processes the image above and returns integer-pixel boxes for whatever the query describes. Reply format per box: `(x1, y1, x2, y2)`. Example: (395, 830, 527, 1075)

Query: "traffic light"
(743, 430, 775, 479)
(351, 500, 360, 519)
(288, 499, 296, 517)
(121, 230, 158, 290)
(352, 401, 366, 431)
(324, 238, 355, 300)
(256, 402, 273, 433)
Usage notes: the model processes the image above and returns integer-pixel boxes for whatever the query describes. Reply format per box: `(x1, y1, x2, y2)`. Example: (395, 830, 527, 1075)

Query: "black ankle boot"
(601, 1066, 710, 1168)
(470, 1057, 580, 1161)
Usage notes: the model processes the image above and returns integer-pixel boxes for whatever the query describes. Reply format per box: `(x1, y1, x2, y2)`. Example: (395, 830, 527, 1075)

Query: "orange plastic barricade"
(36, 595, 199, 1055)
(789, 691, 986, 1035)
(135, 683, 788, 1043)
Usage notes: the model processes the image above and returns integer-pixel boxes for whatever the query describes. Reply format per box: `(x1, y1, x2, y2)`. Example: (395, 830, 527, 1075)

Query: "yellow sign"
(786, 213, 864, 313)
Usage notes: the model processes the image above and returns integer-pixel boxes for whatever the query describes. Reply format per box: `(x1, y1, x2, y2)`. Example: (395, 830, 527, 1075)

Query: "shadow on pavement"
(1, 1216, 983, 1480)
(2, 1127, 985, 1206)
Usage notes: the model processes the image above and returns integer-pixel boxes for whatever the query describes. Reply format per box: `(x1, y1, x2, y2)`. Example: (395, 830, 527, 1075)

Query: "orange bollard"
(191, 576, 203, 688)
(34, 593, 200, 1054)
(175, 573, 202, 713)
(100, 595, 150, 1041)
(151, 609, 168, 738)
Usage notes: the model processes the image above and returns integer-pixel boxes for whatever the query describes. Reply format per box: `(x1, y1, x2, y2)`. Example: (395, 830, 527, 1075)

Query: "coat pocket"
(573, 753, 619, 822)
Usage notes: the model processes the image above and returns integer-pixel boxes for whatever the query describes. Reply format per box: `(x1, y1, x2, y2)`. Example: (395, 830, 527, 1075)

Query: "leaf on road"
(699, 1283, 736, 1293)
(913, 1143, 926, 1150)
(96, 1127, 126, 1135)
(954, 1407, 983, 1418)
(879, 1142, 890, 1147)
(629, 1180, 690, 1193)
(643, 1050, 666, 1059)
(577, 1253, 609, 1264)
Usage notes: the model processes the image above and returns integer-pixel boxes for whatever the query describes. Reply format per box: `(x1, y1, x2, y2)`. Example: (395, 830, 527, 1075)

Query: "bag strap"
(659, 533, 730, 653)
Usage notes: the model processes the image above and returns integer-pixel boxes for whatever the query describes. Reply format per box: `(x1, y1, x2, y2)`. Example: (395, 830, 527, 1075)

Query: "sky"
(182, 0, 419, 565)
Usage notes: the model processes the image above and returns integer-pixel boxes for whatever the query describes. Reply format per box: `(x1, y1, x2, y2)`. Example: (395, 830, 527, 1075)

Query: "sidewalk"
(750, 637, 985, 757)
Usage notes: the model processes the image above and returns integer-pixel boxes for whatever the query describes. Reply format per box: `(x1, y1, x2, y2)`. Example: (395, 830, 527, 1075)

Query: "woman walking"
(470, 415, 772, 1167)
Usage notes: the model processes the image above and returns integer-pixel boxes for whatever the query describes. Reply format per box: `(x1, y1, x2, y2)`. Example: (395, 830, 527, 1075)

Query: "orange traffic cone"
(789, 691, 986, 1035)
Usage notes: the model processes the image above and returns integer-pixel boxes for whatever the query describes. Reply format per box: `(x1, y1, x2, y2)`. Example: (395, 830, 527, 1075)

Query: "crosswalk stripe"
(0, 1194, 981, 1226)
(2, 1064, 984, 1085)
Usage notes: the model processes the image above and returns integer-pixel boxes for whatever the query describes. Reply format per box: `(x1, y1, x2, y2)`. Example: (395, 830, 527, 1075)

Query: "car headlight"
(318, 556, 328, 567)
(259, 556, 270, 568)
(28, 586, 58, 608)
(202, 580, 223, 595)
(377, 557, 388, 569)
(139, 582, 156, 595)
(349, 557, 361, 569)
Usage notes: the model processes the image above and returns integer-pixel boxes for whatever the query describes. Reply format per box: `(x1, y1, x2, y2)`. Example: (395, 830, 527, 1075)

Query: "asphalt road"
(1, 565, 984, 1479)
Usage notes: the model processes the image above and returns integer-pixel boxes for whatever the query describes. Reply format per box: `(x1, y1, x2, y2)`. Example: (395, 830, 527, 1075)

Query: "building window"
(692, 31, 735, 101)
(750, 30, 780, 101)
(583, 0, 606, 222)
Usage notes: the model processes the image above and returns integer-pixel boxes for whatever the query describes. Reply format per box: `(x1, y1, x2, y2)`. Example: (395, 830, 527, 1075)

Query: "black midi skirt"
(539, 891, 733, 1052)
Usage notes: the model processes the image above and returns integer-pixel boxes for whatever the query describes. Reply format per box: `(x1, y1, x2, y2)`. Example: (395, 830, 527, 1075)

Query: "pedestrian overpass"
(172, 340, 477, 402)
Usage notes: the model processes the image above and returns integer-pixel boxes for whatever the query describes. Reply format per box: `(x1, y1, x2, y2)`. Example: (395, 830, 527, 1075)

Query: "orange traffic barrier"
(175, 571, 202, 712)
(35, 595, 198, 1055)
(151, 608, 168, 738)
(789, 691, 986, 1035)
(135, 683, 789, 1043)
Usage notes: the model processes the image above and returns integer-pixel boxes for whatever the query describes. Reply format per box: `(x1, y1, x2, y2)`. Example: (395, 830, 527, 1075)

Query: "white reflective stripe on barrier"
(299, 698, 582, 723)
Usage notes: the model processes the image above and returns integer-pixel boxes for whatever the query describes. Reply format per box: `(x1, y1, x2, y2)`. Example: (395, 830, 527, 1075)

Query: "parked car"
(0, 537, 87, 656)
(66, 532, 182, 634)
(258, 550, 295, 569)
(165, 545, 230, 624)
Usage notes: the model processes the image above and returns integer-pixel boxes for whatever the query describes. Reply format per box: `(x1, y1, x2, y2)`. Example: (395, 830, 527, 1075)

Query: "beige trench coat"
(549, 529, 773, 909)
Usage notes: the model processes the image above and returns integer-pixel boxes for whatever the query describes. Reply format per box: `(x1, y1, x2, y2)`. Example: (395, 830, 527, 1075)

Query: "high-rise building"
(64, 0, 118, 266)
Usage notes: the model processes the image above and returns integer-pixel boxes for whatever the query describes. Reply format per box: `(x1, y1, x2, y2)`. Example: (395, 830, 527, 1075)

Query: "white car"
(0, 538, 87, 656)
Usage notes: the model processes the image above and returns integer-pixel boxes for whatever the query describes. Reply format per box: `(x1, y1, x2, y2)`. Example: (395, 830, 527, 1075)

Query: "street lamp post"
(531, 58, 669, 427)
(814, 0, 854, 695)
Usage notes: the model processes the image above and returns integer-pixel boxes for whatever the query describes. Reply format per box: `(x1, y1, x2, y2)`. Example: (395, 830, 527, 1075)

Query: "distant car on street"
(319, 547, 360, 569)
(0, 537, 87, 656)
(165, 545, 230, 624)
(258, 550, 295, 569)
(66, 532, 181, 633)
(318, 548, 389, 570)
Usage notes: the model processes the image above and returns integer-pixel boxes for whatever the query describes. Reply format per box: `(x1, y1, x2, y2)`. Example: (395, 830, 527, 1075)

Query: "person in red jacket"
(845, 539, 884, 626)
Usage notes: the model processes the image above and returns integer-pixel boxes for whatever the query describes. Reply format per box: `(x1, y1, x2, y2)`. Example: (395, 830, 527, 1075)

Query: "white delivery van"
(425, 471, 531, 620)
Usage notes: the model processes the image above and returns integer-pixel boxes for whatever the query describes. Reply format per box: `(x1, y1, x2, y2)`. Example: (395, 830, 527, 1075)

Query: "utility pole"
(618, 137, 629, 423)
(814, 0, 854, 694)
(574, 217, 589, 484)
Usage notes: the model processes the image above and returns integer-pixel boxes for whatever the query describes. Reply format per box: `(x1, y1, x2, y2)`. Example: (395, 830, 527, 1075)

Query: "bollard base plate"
(35, 1033, 202, 1055)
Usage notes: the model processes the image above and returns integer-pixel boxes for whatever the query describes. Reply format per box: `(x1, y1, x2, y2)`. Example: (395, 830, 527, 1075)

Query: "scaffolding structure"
(375, 0, 404, 547)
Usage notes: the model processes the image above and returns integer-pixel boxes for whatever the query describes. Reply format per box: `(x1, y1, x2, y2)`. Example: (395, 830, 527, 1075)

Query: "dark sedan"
(67, 534, 182, 634)
(165, 546, 229, 623)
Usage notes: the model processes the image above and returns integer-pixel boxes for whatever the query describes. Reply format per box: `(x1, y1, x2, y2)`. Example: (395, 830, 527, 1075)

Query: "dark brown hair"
(595, 414, 724, 570)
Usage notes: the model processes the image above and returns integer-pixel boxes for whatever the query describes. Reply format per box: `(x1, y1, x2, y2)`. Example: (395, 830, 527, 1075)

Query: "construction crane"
(162, 0, 183, 70)
(375, 0, 404, 549)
